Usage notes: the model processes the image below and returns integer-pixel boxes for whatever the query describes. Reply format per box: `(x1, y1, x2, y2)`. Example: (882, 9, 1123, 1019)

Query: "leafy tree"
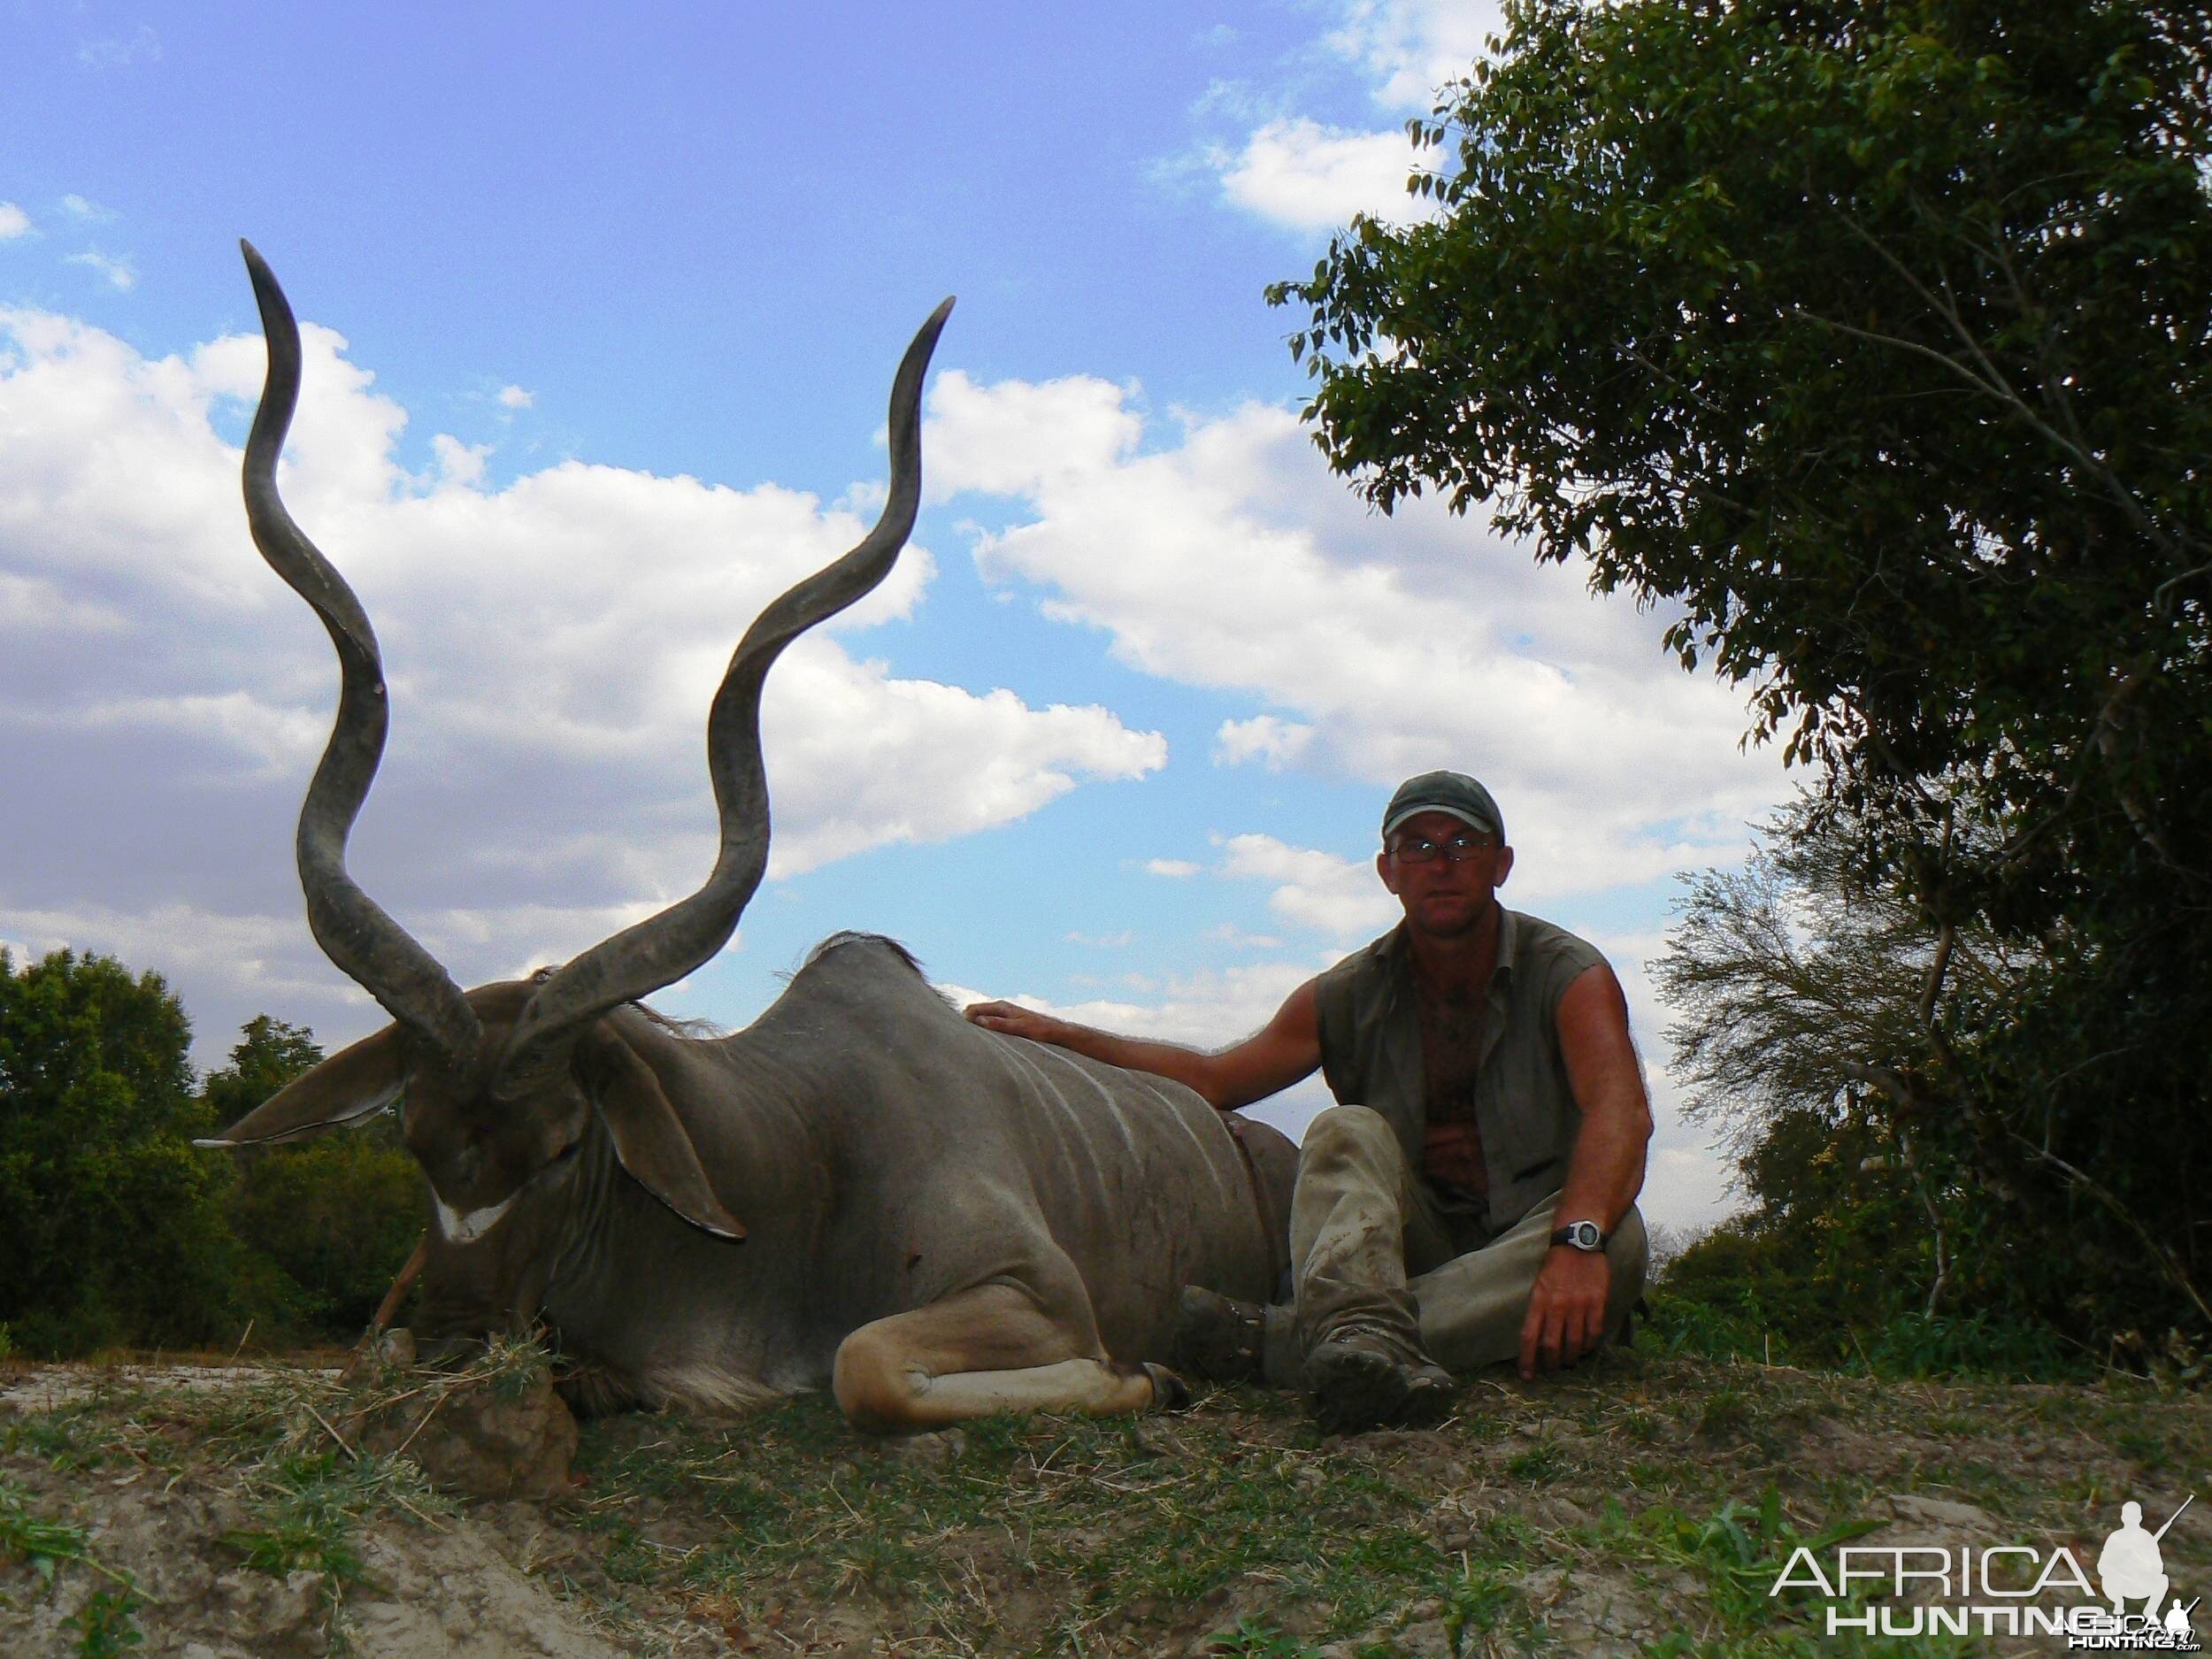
(1273, 0, 2212, 1355)
(204, 1018, 423, 1343)
(0, 949, 242, 1355)
(1649, 801, 2072, 1368)
(199, 1015, 324, 1132)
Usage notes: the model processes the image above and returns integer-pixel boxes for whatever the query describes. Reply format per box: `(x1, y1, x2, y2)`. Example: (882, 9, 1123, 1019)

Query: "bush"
(0, 949, 245, 1356)
(1647, 1222, 2088, 1382)
(0, 962, 425, 1356)
(227, 1124, 422, 1340)
(204, 1018, 423, 1346)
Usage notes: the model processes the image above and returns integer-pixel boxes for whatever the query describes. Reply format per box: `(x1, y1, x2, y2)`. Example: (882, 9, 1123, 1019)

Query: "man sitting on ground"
(964, 771, 1653, 1432)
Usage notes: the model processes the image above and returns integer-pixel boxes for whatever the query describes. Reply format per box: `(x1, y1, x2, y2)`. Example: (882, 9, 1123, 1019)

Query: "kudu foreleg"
(832, 1284, 1172, 1433)
(371, 1231, 430, 1331)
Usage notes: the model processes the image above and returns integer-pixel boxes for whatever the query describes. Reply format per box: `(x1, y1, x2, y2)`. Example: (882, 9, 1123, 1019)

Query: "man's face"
(1376, 809, 1514, 941)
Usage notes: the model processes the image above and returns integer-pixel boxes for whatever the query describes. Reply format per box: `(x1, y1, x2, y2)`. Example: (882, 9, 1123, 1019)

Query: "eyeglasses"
(1390, 833, 1494, 864)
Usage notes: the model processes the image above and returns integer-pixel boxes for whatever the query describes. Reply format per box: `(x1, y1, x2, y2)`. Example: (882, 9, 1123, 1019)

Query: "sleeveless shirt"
(1312, 908, 1605, 1236)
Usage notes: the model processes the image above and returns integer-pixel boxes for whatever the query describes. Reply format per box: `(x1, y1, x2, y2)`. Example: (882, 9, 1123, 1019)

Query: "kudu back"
(198, 247, 1295, 1430)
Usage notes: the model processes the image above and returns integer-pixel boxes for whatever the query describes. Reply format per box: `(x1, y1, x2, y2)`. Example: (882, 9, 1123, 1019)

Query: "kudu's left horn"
(240, 241, 483, 1066)
(495, 295, 956, 1090)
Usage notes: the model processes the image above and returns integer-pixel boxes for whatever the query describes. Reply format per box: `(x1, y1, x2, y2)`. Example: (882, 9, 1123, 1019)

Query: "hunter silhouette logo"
(2086, 1496, 2198, 1652)
(2100, 1498, 2185, 1619)
(1770, 1492, 2198, 1647)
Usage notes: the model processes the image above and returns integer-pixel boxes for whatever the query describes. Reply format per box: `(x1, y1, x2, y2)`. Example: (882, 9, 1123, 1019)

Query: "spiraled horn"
(240, 241, 482, 1065)
(495, 296, 956, 1087)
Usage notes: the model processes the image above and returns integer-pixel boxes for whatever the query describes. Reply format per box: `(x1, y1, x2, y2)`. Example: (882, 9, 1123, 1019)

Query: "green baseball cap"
(1381, 771, 1505, 845)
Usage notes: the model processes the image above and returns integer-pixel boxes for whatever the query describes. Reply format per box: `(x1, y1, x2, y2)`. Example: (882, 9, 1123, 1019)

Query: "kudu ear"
(578, 1024, 747, 1241)
(193, 1025, 408, 1148)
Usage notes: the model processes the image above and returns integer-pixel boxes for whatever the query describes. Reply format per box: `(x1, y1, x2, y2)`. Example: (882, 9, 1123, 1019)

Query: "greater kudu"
(197, 247, 1294, 1431)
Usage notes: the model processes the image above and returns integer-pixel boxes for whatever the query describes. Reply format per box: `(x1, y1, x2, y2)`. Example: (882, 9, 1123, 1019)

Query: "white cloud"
(1214, 713, 1312, 771)
(1064, 930, 1137, 948)
(934, 959, 1338, 1143)
(79, 26, 162, 68)
(0, 572, 127, 634)
(1179, 0, 1498, 234)
(60, 195, 113, 223)
(496, 384, 534, 410)
(1144, 857, 1201, 878)
(1324, 0, 1504, 111)
(940, 959, 1319, 1052)
(0, 204, 29, 241)
(0, 307, 1166, 1055)
(41, 689, 326, 777)
(1217, 118, 1434, 233)
(1218, 833, 1397, 939)
(428, 433, 489, 488)
(929, 373, 1786, 906)
(759, 664, 1163, 876)
(66, 251, 135, 291)
(0, 900, 368, 1030)
(923, 369, 1141, 501)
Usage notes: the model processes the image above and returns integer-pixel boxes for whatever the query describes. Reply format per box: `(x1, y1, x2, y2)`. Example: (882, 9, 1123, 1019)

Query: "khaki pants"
(1281, 1105, 1647, 1376)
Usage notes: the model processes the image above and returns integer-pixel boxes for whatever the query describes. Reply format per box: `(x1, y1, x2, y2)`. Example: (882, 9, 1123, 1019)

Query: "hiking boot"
(1169, 1286, 1268, 1386)
(1304, 1336, 1455, 1434)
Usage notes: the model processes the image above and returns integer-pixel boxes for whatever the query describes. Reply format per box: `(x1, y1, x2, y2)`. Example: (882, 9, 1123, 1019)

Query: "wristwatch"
(1549, 1219, 1607, 1252)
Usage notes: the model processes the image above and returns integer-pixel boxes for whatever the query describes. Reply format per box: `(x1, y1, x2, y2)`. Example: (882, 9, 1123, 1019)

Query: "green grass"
(567, 1389, 1479, 1649)
(0, 1478, 143, 1595)
(1503, 1439, 1567, 1482)
(0, 1404, 134, 1473)
(1202, 1617, 1322, 1657)
(221, 1446, 453, 1642)
(61, 1587, 145, 1657)
(0, 1477, 150, 1655)
(1438, 1559, 1523, 1655)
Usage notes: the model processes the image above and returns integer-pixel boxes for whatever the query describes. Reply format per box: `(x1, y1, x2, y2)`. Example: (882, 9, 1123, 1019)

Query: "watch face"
(1567, 1220, 1601, 1250)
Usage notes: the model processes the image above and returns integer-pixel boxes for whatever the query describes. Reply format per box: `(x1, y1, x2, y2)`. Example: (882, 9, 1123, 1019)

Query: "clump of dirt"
(340, 1329, 580, 1502)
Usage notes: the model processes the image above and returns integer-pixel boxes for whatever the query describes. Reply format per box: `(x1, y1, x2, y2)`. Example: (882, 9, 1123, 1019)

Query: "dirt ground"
(1, 1348, 2206, 1657)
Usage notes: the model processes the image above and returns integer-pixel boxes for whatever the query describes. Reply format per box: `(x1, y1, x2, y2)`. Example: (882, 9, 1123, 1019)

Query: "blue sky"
(1, 1, 1792, 1230)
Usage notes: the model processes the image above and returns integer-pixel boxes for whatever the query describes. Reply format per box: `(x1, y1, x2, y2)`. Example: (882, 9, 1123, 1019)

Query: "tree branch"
(1815, 207, 2203, 565)
(2005, 1133, 2212, 1333)
(1917, 923, 1955, 1033)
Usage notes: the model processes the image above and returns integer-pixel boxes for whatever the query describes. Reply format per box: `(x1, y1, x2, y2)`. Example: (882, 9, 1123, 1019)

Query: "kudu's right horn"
(496, 296, 956, 1091)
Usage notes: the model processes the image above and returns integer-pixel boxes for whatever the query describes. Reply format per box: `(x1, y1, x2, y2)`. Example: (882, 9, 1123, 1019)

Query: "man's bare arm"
(1519, 960, 1654, 1378)
(1552, 961, 1653, 1230)
(964, 980, 1324, 1111)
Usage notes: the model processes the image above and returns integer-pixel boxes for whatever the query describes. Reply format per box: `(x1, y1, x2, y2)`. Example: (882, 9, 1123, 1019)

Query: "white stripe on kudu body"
(993, 1042, 1110, 1187)
(1035, 1044, 1141, 1156)
(1130, 1074, 1240, 1205)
